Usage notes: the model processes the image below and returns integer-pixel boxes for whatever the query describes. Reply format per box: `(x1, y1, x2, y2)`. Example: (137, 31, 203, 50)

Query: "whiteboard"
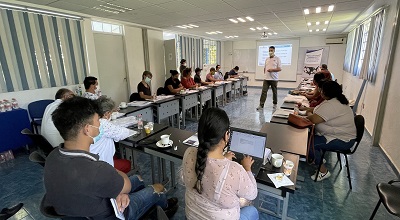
(233, 49, 256, 72)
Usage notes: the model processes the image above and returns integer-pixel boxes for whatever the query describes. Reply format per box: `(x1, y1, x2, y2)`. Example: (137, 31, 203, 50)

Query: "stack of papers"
(110, 198, 125, 220)
(110, 116, 137, 128)
(113, 112, 126, 119)
(146, 95, 174, 102)
(267, 173, 294, 188)
(215, 81, 225, 85)
(183, 133, 199, 147)
(197, 86, 208, 90)
(283, 95, 307, 103)
(273, 109, 293, 118)
(127, 101, 152, 107)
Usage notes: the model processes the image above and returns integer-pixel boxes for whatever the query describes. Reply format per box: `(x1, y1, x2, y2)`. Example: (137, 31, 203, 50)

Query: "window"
(203, 39, 217, 65)
(357, 19, 371, 71)
(91, 21, 123, 35)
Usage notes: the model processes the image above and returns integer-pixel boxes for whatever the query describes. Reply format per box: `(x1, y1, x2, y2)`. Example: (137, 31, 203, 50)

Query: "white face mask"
(269, 51, 274, 57)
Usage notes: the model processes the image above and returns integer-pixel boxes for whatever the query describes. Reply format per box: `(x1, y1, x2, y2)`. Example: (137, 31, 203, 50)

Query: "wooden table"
(260, 122, 308, 156)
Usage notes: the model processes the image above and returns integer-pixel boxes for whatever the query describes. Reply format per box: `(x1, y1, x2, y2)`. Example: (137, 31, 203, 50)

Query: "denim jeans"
(240, 206, 259, 220)
(125, 175, 167, 220)
(310, 135, 356, 164)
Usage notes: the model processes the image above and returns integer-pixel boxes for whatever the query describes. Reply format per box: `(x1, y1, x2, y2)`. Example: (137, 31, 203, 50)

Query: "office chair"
(40, 195, 88, 220)
(21, 128, 54, 156)
(27, 99, 53, 134)
(314, 115, 365, 189)
(157, 87, 166, 96)
(370, 179, 400, 219)
(130, 92, 141, 102)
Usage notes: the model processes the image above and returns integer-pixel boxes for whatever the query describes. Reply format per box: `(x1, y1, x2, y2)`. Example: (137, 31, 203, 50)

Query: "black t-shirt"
(137, 82, 151, 99)
(44, 147, 124, 219)
(228, 69, 238, 76)
(164, 77, 181, 95)
(194, 74, 201, 84)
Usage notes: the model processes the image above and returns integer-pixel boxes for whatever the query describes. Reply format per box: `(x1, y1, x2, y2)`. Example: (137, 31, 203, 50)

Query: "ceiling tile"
(18, 0, 58, 4)
(137, 5, 169, 14)
(223, 0, 266, 9)
(47, 1, 89, 12)
(111, 0, 153, 9)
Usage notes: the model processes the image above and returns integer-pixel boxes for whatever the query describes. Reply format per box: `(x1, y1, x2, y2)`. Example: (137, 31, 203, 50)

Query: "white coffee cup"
(120, 102, 127, 108)
(271, 154, 284, 168)
(111, 112, 118, 120)
(160, 135, 170, 145)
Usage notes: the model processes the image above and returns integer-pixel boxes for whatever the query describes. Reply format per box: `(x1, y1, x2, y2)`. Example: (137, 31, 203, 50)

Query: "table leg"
(157, 157, 161, 183)
(281, 192, 289, 220)
(177, 113, 180, 129)
(161, 158, 167, 182)
(150, 155, 155, 184)
(182, 106, 186, 128)
(170, 161, 176, 188)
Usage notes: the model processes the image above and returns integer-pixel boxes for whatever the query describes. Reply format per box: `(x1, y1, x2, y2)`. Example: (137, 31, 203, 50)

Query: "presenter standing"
(257, 46, 282, 110)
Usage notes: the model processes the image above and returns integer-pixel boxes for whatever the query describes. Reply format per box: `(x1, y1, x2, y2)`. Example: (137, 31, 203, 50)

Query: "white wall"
(222, 36, 346, 88)
(147, 30, 166, 93)
(124, 26, 145, 94)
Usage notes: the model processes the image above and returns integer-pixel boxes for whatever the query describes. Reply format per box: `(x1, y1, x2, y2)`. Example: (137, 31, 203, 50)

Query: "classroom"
(0, 0, 399, 219)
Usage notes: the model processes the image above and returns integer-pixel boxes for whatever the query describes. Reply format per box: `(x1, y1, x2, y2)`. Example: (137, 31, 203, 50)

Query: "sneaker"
(163, 197, 179, 218)
(311, 171, 331, 181)
(256, 106, 263, 110)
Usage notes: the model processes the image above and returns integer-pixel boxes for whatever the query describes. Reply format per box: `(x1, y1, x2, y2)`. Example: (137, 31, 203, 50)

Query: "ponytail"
(194, 142, 210, 194)
(322, 81, 349, 105)
(336, 94, 349, 105)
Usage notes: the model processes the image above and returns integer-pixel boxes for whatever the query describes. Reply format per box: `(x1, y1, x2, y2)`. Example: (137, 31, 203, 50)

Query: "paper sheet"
(110, 116, 137, 128)
(273, 109, 293, 118)
(267, 173, 295, 188)
(183, 133, 199, 147)
(127, 101, 152, 107)
(146, 95, 175, 102)
(110, 198, 125, 220)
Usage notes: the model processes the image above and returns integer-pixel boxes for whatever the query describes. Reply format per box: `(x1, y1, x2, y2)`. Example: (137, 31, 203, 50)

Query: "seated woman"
(90, 96, 134, 173)
(137, 71, 154, 100)
(206, 67, 223, 82)
(182, 108, 259, 220)
(300, 73, 330, 108)
(181, 68, 198, 89)
(306, 81, 357, 181)
(194, 68, 212, 85)
(164, 70, 184, 95)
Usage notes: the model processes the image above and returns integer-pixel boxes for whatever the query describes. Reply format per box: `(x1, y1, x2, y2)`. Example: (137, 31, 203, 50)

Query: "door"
(94, 33, 128, 104)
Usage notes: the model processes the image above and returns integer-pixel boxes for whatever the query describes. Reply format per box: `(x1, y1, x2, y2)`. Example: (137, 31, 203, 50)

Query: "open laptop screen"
(229, 129, 266, 159)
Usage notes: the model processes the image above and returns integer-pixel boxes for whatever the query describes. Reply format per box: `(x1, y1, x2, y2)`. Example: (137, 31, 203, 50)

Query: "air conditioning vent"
(325, 37, 347, 44)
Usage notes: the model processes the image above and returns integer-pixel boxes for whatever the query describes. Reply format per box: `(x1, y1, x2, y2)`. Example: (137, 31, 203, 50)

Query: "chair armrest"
(388, 179, 400, 184)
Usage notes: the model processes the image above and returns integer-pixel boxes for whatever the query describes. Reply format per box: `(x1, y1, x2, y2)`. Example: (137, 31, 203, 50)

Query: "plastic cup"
(144, 125, 151, 134)
(284, 160, 294, 176)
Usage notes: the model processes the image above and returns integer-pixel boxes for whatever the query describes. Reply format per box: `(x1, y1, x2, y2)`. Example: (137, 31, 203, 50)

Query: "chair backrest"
(351, 115, 365, 153)
(29, 151, 46, 167)
(157, 87, 166, 96)
(28, 99, 54, 120)
(130, 92, 141, 102)
(21, 128, 54, 156)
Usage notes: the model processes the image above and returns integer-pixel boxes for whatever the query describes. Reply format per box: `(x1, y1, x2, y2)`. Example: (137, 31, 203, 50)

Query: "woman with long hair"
(181, 67, 198, 89)
(306, 81, 357, 181)
(182, 108, 259, 219)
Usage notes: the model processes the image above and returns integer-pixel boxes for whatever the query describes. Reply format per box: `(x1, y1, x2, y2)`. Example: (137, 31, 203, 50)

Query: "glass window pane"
(103, 23, 112, 33)
(92, 21, 103, 32)
(112, 25, 120, 34)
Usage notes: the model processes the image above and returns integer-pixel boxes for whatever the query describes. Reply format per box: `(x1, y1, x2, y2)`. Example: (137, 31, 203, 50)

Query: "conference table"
(197, 87, 212, 116)
(176, 90, 199, 128)
(151, 96, 181, 129)
(118, 105, 153, 122)
(208, 83, 224, 107)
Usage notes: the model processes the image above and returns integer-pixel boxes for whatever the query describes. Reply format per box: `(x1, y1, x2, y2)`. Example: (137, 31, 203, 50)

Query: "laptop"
(229, 127, 267, 177)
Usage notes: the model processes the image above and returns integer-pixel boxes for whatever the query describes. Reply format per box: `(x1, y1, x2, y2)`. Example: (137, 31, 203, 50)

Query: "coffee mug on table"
(111, 112, 118, 120)
(160, 135, 170, 145)
(120, 102, 127, 108)
(271, 153, 284, 168)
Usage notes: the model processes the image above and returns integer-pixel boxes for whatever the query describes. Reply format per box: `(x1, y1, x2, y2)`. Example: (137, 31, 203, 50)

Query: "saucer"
(156, 140, 173, 148)
(119, 106, 127, 109)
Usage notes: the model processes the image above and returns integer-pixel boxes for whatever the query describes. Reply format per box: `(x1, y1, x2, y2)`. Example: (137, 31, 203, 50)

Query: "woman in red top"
(181, 68, 198, 89)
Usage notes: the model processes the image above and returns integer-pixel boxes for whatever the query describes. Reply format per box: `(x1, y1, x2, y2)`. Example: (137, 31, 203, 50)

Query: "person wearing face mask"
(194, 68, 213, 86)
(182, 108, 258, 219)
(206, 67, 222, 82)
(137, 71, 154, 100)
(181, 67, 199, 89)
(89, 96, 135, 173)
(179, 59, 187, 74)
(44, 96, 179, 219)
(164, 70, 184, 95)
(82, 76, 100, 100)
(256, 46, 282, 110)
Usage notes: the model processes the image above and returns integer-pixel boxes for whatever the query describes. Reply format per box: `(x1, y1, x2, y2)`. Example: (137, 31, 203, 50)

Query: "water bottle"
(0, 101, 5, 112)
(11, 98, 19, 109)
(4, 100, 12, 111)
(137, 114, 143, 130)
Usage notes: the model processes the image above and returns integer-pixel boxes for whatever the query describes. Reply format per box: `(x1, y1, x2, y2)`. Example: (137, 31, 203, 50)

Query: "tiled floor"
(1, 88, 398, 220)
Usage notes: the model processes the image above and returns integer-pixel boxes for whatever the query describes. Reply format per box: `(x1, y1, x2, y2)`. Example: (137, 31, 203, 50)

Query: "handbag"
(287, 114, 315, 163)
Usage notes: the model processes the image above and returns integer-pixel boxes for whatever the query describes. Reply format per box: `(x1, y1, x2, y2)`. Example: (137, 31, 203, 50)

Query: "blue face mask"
(88, 124, 104, 144)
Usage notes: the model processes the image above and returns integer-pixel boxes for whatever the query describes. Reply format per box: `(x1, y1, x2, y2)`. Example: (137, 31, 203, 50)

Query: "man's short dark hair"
(216, 65, 221, 69)
(234, 66, 239, 71)
(52, 96, 99, 141)
(55, 88, 72, 100)
(142, 71, 153, 79)
(269, 46, 275, 50)
(180, 59, 186, 64)
(210, 67, 216, 72)
(83, 76, 97, 90)
(321, 64, 328, 69)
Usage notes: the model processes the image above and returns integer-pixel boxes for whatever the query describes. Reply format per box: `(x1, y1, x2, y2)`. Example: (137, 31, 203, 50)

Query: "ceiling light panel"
(229, 18, 238, 23)
(263, 26, 268, 29)
(328, 5, 334, 12)
(316, 21, 320, 25)
(250, 28, 255, 31)
(304, 9, 309, 15)
(316, 7, 321, 13)
(237, 17, 246, 22)
(256, 27, 262, 30)
(245, 16, 254, 21)
(325, 21, 329, 24)
(307, 22, 311, 26)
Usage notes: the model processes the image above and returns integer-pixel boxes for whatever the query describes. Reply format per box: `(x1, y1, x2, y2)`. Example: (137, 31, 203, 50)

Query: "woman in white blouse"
(182, 108, 259, 220)
(306, 81, 357, 181)
(90, 96, 134, 173)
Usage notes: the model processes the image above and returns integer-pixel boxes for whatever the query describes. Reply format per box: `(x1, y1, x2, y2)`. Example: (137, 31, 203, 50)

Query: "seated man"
(44, 96, 178, 219)
(82, 76, 100, 100)
(194, 68, 212, 86)
(227, 66, 240, 78)
(41, 88, 74, 147)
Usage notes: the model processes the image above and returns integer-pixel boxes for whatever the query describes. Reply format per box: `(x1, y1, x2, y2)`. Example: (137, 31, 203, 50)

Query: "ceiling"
(14, 0, 375, 40)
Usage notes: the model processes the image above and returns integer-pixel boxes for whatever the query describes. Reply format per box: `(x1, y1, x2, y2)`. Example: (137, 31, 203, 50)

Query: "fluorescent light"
(189, 24, 199, 27)
(304, 9, 309, 15)
(256, 27, 262, 30)
(316, 29, 320, 32)
(216, 31, 222, 34)
(225, 36, 230, 38)
(268, 32, 272, 35)
(316, 21, 320, 25)
(229, 18, 238, 23)
(307, 22, 311, 26)
(309, 30, 313, 32)
(325, 20, 329, 24)
(234, 36, 239, 38)
(316, 7, 321, 13)
(274, 32, 277, 35)
(323, 28, 326, 31)
(186, 26, 193, 28)
(237, 17, 246, 22)
(0, 3, 25, 10)
(176, 26, 186, 29)
(206, 32, 211, 34)
(263, 26, 268, 29)
(27, 8, 81, 19)
(250, 28, 256, 31)
(328, 5, 334, 12)
(246, 16, 254, 21)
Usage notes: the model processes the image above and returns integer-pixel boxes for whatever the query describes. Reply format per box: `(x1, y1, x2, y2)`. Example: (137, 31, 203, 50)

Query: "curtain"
(178, 35, 203, 70)
(343, 30, 356, 72)
(0, 8, 87, 93)
(351, 26, 364, 76)
(217, 41, 221, 65)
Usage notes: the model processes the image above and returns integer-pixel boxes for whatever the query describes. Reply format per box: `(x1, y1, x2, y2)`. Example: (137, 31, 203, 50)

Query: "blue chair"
(27, 99, 53, 134)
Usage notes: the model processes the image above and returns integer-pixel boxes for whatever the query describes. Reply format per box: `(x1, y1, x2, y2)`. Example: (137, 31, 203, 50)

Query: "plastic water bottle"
(11, 98, 19, 109)
(0, 101, 5, 112)
(3, 100, 12, 111)
(137, 114, 143, 130)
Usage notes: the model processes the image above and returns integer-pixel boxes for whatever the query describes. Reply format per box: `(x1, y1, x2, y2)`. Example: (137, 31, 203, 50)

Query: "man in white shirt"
(41, 88, 74, 147)
(214, 65, 224, 80)
(257, 46, 282, 110)
(82, 76, 99, 100)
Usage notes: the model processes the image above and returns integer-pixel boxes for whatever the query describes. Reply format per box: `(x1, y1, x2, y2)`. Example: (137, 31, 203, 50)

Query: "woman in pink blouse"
(181, 68, 198, 89)
(182, 108, 259, 220)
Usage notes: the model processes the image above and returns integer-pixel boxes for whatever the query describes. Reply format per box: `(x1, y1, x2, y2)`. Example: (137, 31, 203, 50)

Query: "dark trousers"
(259, 80, 278, 106)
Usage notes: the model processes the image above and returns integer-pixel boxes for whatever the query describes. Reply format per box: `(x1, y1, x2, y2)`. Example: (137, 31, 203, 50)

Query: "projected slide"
(258, 44, 293, 66)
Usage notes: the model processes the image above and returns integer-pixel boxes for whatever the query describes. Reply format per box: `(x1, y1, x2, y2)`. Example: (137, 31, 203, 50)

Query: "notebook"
(229, 127, 267, 177)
